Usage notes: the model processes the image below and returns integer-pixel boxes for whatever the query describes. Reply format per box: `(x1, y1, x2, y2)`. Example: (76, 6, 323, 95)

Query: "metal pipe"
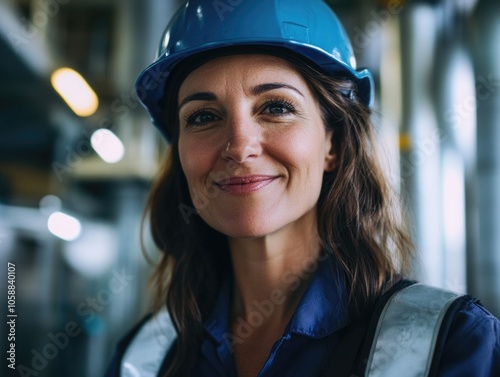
(471, 0, 500, 316)
(399, 3, 444, 286)
(434, 6, 477, 295)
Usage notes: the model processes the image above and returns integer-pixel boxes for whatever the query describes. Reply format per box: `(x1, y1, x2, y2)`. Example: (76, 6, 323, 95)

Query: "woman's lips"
(215, 175, 278, 195)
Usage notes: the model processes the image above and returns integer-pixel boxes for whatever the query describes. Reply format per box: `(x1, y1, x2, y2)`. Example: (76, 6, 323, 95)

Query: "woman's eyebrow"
(179, 92, 217, 109)
(178, 83, 303, 109)
(251, 83, 304, 97)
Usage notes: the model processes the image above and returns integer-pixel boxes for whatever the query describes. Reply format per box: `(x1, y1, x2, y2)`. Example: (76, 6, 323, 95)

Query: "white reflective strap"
(366, 284, 462, 377)
(121, 309, 177, 377)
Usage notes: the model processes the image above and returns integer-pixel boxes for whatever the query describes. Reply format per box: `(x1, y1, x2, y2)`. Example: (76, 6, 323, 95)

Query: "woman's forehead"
(178, 53, 307, 97)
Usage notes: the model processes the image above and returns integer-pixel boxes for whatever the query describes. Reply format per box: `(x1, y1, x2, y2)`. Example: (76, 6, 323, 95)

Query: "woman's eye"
(263, 100, 296, 115)
(185, 111, 220, 125)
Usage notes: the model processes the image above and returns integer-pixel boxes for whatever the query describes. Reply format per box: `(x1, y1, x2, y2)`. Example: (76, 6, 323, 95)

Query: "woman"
(106, 0, 500, 376)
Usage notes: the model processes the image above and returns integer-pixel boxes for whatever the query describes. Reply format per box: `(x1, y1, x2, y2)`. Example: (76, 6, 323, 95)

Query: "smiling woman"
(104, 0, 500, 376)
(177, 54, 334, 239)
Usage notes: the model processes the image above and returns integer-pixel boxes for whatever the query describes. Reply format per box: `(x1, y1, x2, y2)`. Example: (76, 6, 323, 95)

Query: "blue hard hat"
(135, 0, 374, 139)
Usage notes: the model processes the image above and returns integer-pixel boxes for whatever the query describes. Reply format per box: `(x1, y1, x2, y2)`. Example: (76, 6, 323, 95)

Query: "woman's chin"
(213, 222, 277, 240)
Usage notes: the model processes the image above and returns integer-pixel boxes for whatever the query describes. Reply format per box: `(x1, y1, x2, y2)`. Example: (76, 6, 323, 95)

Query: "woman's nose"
(221, 115, 262, 163)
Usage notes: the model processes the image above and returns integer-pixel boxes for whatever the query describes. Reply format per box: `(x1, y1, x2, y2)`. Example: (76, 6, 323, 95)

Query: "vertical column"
(399, 3, 443, 285)
(471, 0, 500, 316)
(433, 2, 478, 295)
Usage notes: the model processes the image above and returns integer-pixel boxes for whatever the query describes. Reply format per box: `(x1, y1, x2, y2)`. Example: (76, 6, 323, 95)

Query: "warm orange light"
(51, 68, 99, 117)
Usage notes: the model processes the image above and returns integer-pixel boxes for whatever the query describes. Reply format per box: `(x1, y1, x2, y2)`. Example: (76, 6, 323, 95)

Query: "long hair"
(144, 49, 414, 376)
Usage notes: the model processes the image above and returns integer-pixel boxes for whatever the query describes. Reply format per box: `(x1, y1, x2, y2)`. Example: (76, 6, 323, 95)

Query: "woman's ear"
(324, 131, 337, 172)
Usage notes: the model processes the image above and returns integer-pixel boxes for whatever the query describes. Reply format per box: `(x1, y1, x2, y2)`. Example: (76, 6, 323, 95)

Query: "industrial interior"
(0, 0, 499, 376)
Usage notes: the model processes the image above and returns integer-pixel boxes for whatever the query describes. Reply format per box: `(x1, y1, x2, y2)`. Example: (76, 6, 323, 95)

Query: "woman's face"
(177, 54, 335, 239)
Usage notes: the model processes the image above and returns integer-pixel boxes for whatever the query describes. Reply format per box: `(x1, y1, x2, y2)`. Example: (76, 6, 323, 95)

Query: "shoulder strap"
(364, 284, 464, 377)
(120, 308, 177, 377)
(105, 313, 153, 377)
(322, 282, 469, 377)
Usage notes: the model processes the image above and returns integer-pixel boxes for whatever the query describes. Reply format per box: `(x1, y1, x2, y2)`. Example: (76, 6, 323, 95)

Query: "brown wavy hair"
(143, 49, 414, 376)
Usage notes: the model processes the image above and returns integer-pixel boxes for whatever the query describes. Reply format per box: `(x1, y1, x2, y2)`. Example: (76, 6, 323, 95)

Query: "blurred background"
(0, 0, 498, 376)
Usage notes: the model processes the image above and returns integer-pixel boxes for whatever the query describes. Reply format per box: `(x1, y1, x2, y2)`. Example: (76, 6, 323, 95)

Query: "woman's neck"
(228, 215, 321, 323)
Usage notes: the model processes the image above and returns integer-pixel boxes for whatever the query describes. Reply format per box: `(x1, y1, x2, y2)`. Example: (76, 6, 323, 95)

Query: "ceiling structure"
(0, 32, 61, 167)
(0, 0, 481, 205)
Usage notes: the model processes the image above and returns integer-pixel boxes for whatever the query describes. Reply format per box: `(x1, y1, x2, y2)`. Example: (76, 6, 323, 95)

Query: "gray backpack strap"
(365, 284, 464, 377)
